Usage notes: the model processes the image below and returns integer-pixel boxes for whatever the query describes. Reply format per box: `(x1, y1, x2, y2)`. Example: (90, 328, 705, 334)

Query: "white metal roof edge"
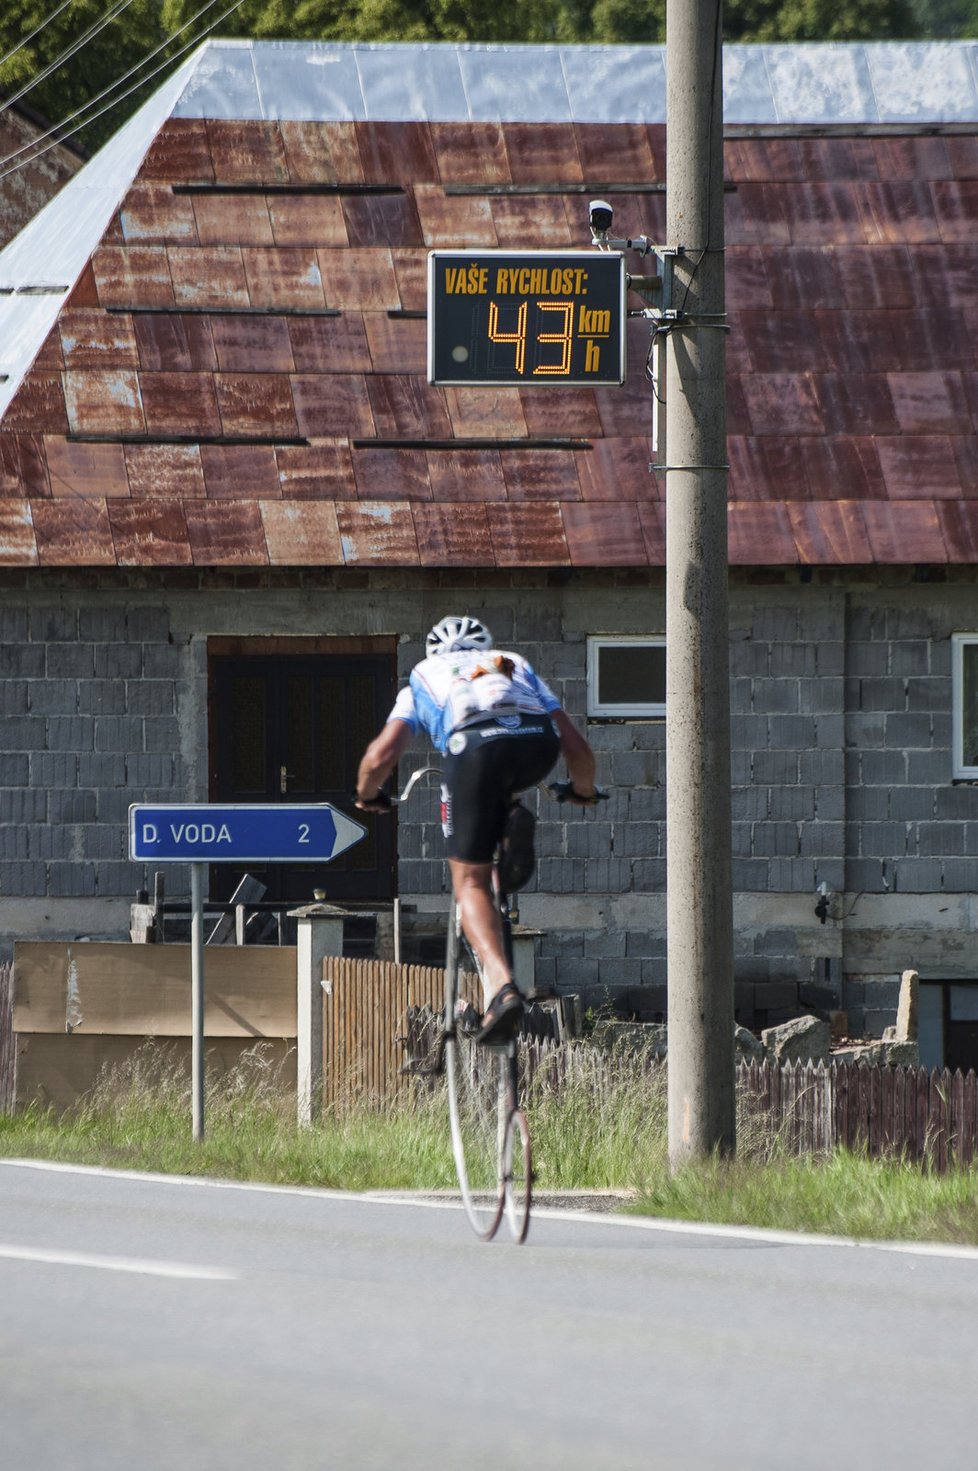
(0, 53, 200, 420)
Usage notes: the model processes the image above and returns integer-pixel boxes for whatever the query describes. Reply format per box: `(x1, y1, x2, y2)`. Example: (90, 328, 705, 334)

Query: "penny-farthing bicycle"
(397, 765, 532, 1243)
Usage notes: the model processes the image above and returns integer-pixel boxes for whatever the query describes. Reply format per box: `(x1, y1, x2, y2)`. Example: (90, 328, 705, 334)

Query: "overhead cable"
(0, 0, 228, 173)
(0, 0, 140, 122)
(0, 0, 247, 183)
(0, 0, 78, 73)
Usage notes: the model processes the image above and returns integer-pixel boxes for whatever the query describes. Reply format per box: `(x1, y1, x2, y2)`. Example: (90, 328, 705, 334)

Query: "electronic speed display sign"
(428, 250, 626, 387)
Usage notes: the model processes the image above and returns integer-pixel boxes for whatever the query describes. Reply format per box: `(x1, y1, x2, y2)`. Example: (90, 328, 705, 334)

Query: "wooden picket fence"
(737, 1057, 978, 1170)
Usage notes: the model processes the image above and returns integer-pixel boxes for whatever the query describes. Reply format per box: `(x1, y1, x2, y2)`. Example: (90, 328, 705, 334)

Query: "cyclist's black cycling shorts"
(440, 714, 560, 864)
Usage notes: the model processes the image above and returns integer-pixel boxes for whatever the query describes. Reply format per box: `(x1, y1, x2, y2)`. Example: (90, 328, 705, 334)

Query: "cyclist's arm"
(550, 708, 598, 800)
(355, 719, 413, 808)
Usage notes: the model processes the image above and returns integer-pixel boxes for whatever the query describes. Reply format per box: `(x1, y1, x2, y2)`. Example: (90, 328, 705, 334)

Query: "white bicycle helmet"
(425, 615, 493, 657)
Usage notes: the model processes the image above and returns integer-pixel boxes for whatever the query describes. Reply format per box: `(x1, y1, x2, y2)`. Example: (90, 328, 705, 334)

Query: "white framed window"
(952, 634, 978, 777)
(587, 636, 666, 718)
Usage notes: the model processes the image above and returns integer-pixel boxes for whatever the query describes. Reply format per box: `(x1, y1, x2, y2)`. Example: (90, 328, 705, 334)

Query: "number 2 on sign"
(298, 824, 310, 843)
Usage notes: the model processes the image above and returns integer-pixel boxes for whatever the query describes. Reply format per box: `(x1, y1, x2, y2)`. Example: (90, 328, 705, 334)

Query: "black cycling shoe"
(476, 982, 523, 1045)
(498, 801, 536, 891)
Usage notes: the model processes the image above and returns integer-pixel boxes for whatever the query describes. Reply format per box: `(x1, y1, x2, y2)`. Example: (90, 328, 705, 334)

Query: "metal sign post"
(128, 802, 367, 1142)
(190, 861, 205, 1140)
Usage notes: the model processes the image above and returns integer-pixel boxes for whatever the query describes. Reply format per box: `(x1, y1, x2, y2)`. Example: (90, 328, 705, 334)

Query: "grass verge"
(2, 1041, 978, 1245)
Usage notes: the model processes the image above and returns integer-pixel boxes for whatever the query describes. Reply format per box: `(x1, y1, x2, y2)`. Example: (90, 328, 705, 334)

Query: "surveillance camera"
(589, 199, 614, 235)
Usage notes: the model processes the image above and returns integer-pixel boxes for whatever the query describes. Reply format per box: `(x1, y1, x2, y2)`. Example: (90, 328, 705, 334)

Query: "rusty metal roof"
(0, 41, 977, 568)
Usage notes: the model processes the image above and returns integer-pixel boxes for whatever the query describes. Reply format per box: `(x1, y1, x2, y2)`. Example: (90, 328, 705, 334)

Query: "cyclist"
(355, 615, 601, 1044)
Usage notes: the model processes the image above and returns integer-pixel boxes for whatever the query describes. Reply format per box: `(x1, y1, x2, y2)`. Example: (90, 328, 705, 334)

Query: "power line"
(0, 0, 140, 122)
(0, 0, 247, 184)
(0, 0, 79, 73)
(0, 0, 228, 173)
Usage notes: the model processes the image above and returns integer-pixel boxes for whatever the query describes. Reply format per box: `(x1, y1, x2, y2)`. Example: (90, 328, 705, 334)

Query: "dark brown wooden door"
(209, 653, 395, 904)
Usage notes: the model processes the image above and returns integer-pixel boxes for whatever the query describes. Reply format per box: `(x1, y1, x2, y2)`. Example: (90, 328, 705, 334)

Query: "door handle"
(280, 765, 296, 795)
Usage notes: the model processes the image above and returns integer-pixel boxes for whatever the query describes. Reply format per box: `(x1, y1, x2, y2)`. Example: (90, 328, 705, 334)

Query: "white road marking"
(4, 1157, 978, 1264)
(0, 1241, 237, 1279)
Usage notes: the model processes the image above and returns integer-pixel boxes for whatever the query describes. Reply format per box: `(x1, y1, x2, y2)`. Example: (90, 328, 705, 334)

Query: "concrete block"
(730, 713, 770, 751)
(31, 606, 77, 642)
(77, 752, 127, 787)
(768, 714, 819, 749)
(46, 643, 95, 679)
(142, 645, 182, 679)
(46, 715, 96, 754)
(813, 786, 845, 821)
(625, 785, 665, 821)
(618, 822, 661, 859)
(887, 786, 935, 821)
(50, 790, 97, 824)
(0, 681, 29, 714)
(95, 716, 144, 753)
(932, 711, 951, 748)
(916, 821, 963, 857)
(752, 679, 800, 715)
(81, 826, 126, 859)
(936, 785, 978, 819)
(845, 711, 885, 747)
(3, 715, 46, 749)
(814, 641, 845, 676)
(584, 928, 628, 958)
(126, 753, 176, 788)
(0, 788, 47, 822)
(95, 861, 136, 896)
(0, 608, 27, 640)
(93, 789, 131, 826)
(95, 644, 142, 679)
(799, 678, 844, 715)
(48, 862, 97, 897)
(639, 956, 668, 985)
(2, 862, 46, 894)
(859, 822, 910, 858)
(629, 857, 666, 889)
(753, 750, 798, 785)
(798, 749, 844, 785)
(732, 858, 769, 889)
(769, 643, 817, 678)
(77, 680, 127, 716)
(858, 676, 907, 712)
(125, 680, 176, 716)
(858, 749, 907, 785)
(537, 857, 583, 894)
(751, 606, 799, 640)
(767, 857, 816, 891)
(769, 786, 814, 822)
(27, 680, 78, 716)
(847, 640, 890, 676)
(885, 712, 933, 750)
(126, 607, 171, 642)
(585, 857, 633, 891)
(938, 858, 974, 891)
(143, 718, 182, 755)
(887, 641, 930, 676)
(29, 752, 75, 786)
(732, 787, 768, 821)
(887, 606, 933, 639)
(0, 827, 30, 859)
(907, 749, 951, 784)
(730, 641, 770, 676)
(752, 823, 801, 858)
(79, 607, 129, 642)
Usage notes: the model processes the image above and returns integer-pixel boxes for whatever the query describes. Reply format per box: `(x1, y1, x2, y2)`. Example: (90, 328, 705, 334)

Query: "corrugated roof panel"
(458, 46, 571, 123)
(357, 44, 468, 122)
(864, 41, 978, 124)
(561, 46, 667, 125)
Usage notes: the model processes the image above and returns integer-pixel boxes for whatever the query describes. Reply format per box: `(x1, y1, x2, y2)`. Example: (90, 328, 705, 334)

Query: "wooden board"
(15, 1034, 295, 1113)
(13, 942, 296, 1038)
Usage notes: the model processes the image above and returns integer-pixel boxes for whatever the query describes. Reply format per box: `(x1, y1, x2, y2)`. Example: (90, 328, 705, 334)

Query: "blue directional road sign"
(129, 803, 368, 864)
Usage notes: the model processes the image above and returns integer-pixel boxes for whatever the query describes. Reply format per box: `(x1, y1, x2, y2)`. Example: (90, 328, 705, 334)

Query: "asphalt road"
(2, 1159, 977, 1471)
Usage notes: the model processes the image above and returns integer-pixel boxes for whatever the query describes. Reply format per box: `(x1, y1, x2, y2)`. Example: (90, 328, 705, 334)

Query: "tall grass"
(2, 1041, 978, 1244)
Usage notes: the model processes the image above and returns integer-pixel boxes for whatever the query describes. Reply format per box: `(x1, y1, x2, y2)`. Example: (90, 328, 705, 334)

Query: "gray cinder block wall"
(1, 566, 976, 1036)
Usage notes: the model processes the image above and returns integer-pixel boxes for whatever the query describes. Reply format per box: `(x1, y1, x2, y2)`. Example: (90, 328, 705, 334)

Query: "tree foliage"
(0, 0, 936, 162)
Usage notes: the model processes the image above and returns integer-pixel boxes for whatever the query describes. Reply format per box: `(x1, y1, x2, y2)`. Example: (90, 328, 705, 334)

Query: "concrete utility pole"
(664, 0, 736, 1167)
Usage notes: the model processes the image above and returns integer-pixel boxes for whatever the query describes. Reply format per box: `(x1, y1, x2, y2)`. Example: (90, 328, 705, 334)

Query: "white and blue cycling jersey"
(387, 649, 561, 754)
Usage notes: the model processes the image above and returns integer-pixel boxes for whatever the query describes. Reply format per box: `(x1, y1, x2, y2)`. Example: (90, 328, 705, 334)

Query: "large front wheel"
(445, 1030, 510, 1241)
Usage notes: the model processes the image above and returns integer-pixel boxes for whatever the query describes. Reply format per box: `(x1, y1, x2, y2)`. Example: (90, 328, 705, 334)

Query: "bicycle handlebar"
(358, 768, 610, 811)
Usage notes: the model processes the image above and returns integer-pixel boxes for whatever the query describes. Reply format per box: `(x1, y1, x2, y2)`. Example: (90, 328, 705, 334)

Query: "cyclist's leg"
(447, 857, 511, 1005)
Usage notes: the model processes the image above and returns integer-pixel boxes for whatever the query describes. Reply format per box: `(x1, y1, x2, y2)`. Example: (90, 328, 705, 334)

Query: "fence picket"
(962, 1071, 977, 1166)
